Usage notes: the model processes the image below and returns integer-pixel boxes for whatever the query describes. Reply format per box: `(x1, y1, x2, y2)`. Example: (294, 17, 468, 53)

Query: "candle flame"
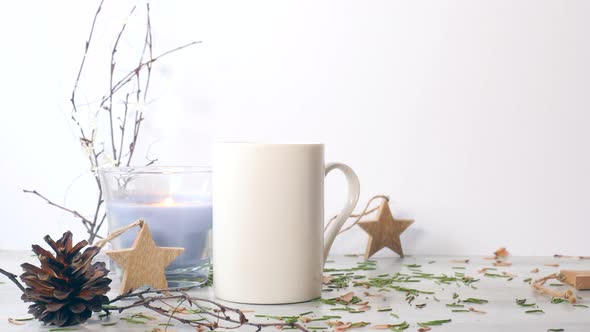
(152, 197, 177, 207)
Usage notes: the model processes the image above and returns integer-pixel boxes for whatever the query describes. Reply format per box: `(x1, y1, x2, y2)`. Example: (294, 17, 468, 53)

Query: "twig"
(22, 190, 92, 230)
(107, 291, 310, 331)
(71, 0, 104, 115)
(0, 268, 25, 293)
(108, 6, 137, 163)
(102, 41, 200, 107)
(29, 0, 198, 244)
(116, 93, 130, 165)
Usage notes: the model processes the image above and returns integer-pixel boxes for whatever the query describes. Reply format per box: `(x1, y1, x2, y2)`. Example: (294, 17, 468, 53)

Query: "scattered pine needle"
(451, 259, 469, 264)
(7, 318, 25, 325)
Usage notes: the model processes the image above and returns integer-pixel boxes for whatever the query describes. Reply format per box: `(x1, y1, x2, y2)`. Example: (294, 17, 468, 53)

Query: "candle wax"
(106, 196, 211, 278)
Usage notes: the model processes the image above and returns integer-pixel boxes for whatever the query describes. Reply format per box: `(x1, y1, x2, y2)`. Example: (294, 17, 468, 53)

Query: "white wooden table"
(1, 250, 589, 331)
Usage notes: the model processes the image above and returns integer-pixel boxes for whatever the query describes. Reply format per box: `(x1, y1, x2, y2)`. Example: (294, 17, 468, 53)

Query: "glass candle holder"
(99, 166, 212, 287)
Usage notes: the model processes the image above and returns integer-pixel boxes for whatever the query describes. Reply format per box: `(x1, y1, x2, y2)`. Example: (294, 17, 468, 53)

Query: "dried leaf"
(336, 291, 355, 303)
(545, 263, 560, 267)
(418, 328, 432, 332)
(530, 268, 540, 273)
(358, 305, 371, 312)
(494, 247, 510, 258)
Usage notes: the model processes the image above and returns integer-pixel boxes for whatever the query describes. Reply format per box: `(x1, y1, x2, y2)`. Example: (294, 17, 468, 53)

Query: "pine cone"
(19, 231, 112, 327)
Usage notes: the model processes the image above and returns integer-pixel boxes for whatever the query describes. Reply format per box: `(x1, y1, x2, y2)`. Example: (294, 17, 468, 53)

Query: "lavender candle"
(99, 167, 212, 287)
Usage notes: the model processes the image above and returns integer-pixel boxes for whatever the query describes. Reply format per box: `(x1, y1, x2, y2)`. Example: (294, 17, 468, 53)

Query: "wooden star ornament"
(105, 221, 184, 294)
(358, 200, 414, 259)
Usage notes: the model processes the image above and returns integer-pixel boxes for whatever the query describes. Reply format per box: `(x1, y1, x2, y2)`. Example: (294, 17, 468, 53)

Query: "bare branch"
(107, 290, 310, 331)
(108, 6, 137, 163)
(71, 0, 104, 115)
(102, 41, 200, 109)
(33, 1, 195, 244)
(23, 190, 92, 229)
(116, 93, 131, 166)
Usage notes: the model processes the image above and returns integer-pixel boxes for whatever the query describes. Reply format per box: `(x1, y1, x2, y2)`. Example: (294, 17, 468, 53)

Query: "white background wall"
(1, 0, 589, 256)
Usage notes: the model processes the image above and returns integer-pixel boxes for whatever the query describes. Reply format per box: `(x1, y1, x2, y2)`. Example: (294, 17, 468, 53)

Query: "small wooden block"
(560, 270, 590, 290)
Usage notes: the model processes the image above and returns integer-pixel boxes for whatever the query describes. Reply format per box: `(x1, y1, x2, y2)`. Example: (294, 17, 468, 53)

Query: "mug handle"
(323, 162, 360, 264)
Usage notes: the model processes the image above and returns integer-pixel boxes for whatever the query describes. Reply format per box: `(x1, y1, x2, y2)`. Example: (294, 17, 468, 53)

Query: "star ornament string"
(325, 195, 414, 259)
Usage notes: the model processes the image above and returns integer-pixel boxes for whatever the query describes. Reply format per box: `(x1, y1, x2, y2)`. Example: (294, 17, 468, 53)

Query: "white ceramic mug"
(212, 143, 360, 304)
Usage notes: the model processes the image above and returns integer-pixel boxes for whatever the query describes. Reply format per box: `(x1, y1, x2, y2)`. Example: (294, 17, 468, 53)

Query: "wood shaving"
(328, 321, 369, 331)
(364, 291, 384, 297)
(469, 307, 487, 314)
(493, 261, 512, 267)
(358, 305, 371, 312)
(544, 263, 560, 267)
(418, 327, 432, 332)
(530, 268, 540, 273)
(478, 267, 494, 274)
(451, 259, 469, 263)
